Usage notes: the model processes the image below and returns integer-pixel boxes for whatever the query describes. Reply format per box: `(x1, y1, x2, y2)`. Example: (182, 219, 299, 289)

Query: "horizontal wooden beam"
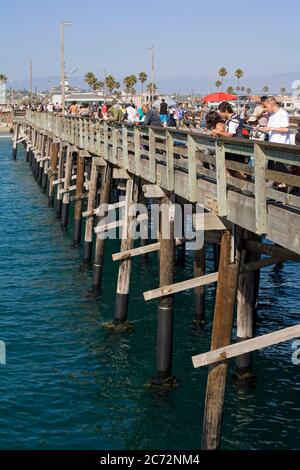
(245, 240, 300, 263)
(112, 238, 184, 261)
(192, 324, 300, 368)
(94, 213, 148, 235)
(82, 200, 125, 218)
(143, 272, 218, 301)
(241, 256, 287, 273)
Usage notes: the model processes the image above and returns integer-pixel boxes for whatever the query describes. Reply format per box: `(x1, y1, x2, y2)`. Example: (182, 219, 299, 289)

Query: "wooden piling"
(48, 142, 59, 208)
(92, 163, 112, 290)
(61, 147, 74, 231)
(83, 159, 99, 266)
(113, 175, 139, 325)
(193, 242, 206, 328)
(26, 142, 30, 162)
(202, 230, 240, 450)
(38, 134, 46, 186)
(72, 153, 85, 247)
(12, 124, 19, 159)
(155, 194, 176, 383)
(234, 231, 260, 386)
(56, 144, 64, 219)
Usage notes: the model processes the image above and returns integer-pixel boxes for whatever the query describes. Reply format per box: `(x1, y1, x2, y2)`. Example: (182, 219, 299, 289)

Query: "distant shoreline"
(0, 126, 13, 135)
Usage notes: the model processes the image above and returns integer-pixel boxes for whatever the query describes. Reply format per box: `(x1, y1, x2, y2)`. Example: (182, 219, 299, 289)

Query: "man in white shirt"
(260, 97, 291, 145)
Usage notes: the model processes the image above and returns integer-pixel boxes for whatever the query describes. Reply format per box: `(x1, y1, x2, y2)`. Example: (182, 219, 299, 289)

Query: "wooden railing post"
(112, 127, 118, 164)
(254, 143, 268, 234)
(134, 127, 141, 176)
(148, 128, 156, 183)
(187, 134, 197, 202)
(122, 126, 129, 170)
(103, 123, 109, 161)
(215, 141, 227, 216)
(166, 131, 174, 191)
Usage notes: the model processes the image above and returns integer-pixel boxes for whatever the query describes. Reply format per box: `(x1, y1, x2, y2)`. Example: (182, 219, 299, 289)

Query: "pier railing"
(24, 111, 300, 253)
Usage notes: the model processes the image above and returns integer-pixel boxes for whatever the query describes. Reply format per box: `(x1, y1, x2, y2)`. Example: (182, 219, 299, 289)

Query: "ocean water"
(0, 137, 299, 450)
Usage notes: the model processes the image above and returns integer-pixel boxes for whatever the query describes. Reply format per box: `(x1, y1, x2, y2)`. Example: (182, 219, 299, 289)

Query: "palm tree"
(246, 88, 252, 96)
(0, 74, 8, 84)
(227, 86, 234, 94)
(241, 86, 245, 94)
(91, 80, 104, 92)
(105, 75, 119, 95)
(123, 75, 137, 99)
(262, 85, 269, 94)
(215, 80, 222, 89)
(139, 72, 147, 97)
(147, 82, 157, 94)
(84, 72, 97, 91)
(235, 69, 244, 92)
(280, 86, 286, 96)
(128, 74, 137, 98)
(218, 67, 228, 91)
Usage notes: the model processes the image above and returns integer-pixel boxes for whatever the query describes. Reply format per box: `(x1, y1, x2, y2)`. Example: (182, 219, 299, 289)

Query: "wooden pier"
(13, 111, 300, 449)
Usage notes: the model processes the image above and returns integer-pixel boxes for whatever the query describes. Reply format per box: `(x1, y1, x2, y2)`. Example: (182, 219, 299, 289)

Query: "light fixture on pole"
(29, 60, 33, 107)
(147, 46, 155, 107)
(60, 20, 71, 116)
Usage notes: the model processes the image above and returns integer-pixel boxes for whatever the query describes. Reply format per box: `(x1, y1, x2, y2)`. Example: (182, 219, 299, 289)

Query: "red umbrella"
(202, 92, 237, 103)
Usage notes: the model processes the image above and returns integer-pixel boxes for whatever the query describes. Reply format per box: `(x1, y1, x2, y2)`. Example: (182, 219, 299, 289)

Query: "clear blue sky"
(1, 0, 299, 88)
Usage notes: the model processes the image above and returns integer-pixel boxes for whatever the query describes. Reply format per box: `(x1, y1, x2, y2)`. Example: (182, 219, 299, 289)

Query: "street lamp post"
(29, 60, 33, 107)
(147, 46, 155, 107)
(60, 20, 71, 116)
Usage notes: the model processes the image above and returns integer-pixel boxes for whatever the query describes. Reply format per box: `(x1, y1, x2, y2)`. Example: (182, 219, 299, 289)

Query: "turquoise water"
(0, 137, 299, 450)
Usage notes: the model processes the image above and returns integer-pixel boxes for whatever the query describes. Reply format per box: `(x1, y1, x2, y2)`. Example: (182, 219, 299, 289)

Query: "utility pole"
(147, 46, 155, 107)
(60, 20, 71, 116)
(29, 61, 33, 107)
(103, 68, 107, 101)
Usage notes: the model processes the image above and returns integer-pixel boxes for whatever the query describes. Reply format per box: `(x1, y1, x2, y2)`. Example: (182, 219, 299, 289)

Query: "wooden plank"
(112, 238, 184, 261)
(245, 239, 300, 262)
(82, 200, 125, 218)
(143, 272, 218, 301)
(94, 213, 148, 234)
(254, 143, 267, 234)
(215, 141, 227, 216)
(192, 324, 300, 368)
(241, 256, 287, 273)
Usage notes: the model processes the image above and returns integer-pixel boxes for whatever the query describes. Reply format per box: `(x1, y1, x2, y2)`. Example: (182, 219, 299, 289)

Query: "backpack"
(227, 114, 249, 139)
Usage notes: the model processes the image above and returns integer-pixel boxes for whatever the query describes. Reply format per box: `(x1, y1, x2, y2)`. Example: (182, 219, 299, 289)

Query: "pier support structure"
(202, 229, 240, 450)
(112, 175, 139, 328)
(92, 163, 112, 291)
(82, 159, 99, 266)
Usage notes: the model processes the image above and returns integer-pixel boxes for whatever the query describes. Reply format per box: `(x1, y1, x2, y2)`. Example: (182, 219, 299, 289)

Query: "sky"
(1, 0, 300, 92)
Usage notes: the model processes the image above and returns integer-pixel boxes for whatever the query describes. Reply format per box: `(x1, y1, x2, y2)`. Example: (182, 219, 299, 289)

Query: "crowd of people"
(26, 95, 300, 146)
(65, 99, 187, 129)
(204, 96, 300, 146)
